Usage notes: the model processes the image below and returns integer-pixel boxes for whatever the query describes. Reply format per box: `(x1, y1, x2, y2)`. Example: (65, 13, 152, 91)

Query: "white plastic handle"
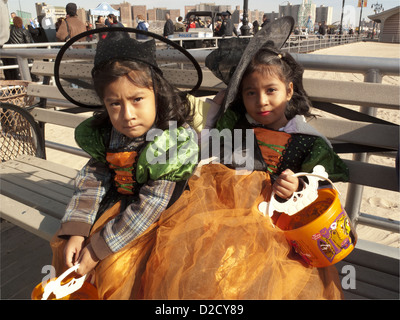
(258, 165, 339, 219)
(41, 264, 87, 300)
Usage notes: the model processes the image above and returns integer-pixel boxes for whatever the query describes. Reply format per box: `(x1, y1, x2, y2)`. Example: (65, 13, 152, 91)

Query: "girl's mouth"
(258, 111, 270, 116)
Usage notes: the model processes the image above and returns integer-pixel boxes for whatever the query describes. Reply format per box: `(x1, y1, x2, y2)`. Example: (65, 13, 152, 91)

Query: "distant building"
(112, 2, 132, 27)
(279, 0, 320, 29)
(35, 2, 66, 21)
(315, 5, 332, 25)
(279, 3, 300, 26)
(264, 11, 279, 22)
(368, 6, 400, 43)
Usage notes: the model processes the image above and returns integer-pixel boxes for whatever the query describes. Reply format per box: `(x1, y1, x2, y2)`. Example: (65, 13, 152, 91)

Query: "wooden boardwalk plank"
(1, 221, 53, 300)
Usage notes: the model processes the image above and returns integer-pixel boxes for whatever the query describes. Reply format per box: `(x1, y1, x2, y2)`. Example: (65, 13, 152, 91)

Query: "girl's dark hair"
(232, 47, 313, 120)
(91, 59, 193, 130)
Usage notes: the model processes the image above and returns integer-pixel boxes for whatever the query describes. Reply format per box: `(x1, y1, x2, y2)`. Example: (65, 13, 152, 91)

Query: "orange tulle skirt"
(51, 163, 343, 300)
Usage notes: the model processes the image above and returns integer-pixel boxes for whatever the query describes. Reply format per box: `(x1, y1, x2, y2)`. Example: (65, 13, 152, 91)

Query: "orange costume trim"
(253, 127, 291, 174)
(106, 151, 138, 195)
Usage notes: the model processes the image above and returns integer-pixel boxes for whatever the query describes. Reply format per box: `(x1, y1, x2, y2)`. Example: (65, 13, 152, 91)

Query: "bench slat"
(27, 83, 65, 100)
(344, 277, 399, 299)
(30, 61, 56, 77)
(1, 155, 78, 185)
(308, 118, 399, 150)
(27, 83, 101, 105)
(31, 107, 90, 128)
(0, 178, 68, 219)
(336, 260, 399, 293)
(0, 194, 60, 241)
(0, 156, 76, 220)
(18, 155, 79, 178)
(0, 168, 72, 205)
(303, 78, 399, 110)
(342, 246, 399, 277)
(344, 160, 398, 192)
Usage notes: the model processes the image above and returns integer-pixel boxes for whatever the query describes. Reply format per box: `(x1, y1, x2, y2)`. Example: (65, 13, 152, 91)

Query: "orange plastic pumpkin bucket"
(259, 165, 357, 268)
(31, 264, 98, 300)
(275, 188, 356, 267)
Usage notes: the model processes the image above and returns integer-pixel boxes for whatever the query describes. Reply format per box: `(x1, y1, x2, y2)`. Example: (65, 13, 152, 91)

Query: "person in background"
(56, 3, 86, 41)
(163, 13, 174, 38)
(174, 16, 185, 32)
(215, 11, 237, 37)
(9, 11, 16, 25)
(252, 20, 260, 35)
(95, 16, 107, 40)
(95, 16, 106, 29)
(108, 14, 124, 28)
(260, 14, 270, 28)
(186, 16, 196, 32)
(3, 16, 34, 79)
(206, 18, 212, 30)
(136, 15, 148, 40)
(55, 17, 65, 31)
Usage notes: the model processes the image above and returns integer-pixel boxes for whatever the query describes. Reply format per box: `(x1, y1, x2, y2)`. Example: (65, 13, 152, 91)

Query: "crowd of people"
(162, 11, 274, 38)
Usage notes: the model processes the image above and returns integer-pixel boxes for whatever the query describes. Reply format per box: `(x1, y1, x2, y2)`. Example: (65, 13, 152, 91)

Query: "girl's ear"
(287, 82, 294, 101)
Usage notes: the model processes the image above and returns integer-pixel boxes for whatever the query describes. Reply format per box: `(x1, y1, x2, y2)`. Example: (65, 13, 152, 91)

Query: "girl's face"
(103, 75, 156, 138)
(241, 70, 293, 130)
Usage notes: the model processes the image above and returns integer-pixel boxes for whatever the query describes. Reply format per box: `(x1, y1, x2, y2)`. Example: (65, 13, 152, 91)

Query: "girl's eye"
(134, 97, 143, 102)
(267, 88, 277, 93)
(109, 102, 120, 107)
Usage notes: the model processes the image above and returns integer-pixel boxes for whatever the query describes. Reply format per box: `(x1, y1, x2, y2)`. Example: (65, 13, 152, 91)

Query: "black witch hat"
(54, 28, 203, 108)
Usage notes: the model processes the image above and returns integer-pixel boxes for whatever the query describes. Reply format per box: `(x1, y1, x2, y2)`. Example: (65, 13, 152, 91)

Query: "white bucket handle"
(41, 264, 87, 300)
(258, 165, 339, 220)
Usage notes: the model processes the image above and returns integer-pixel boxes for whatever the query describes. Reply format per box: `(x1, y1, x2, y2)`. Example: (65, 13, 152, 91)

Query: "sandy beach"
(43, 41, 400, 249)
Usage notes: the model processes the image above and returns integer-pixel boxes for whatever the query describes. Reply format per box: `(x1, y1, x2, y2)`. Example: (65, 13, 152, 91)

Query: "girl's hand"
(75, 243, 99, 276)
(273, 169, 299, 200)
(64, 235, 85, 268)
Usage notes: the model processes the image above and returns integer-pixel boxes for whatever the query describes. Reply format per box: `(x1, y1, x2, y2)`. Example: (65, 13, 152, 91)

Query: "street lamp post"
(358, 0, 364, 34)
(240, 0, 251, 36)
(339, 0, 345, 35)
(371, 2, 384, 39)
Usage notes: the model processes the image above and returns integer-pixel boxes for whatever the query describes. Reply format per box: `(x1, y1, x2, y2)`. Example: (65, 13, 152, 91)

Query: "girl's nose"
(258, 92, 269, 106)
(122, 103, 135, 120)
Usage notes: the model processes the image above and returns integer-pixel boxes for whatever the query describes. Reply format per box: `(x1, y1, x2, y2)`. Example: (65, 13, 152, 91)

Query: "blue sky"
(7, 0, 398, 23)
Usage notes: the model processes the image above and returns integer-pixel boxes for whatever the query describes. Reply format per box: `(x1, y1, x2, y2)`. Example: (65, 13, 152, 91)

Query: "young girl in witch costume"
(50, 30, 199, 299)
(137, 18, 350, 299)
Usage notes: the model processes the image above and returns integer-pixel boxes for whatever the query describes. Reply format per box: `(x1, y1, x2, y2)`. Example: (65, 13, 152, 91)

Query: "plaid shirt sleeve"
(90, 179, 176, 260)
(60, 158, 112, 236)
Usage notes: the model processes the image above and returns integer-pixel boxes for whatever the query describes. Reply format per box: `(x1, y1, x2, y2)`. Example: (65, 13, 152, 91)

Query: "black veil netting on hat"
(54, 27, 203, 108)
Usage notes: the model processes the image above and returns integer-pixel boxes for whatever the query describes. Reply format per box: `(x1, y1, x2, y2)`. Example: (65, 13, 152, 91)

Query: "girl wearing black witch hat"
(139, 17, 350, 300)
(50, 28, 202, 299)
